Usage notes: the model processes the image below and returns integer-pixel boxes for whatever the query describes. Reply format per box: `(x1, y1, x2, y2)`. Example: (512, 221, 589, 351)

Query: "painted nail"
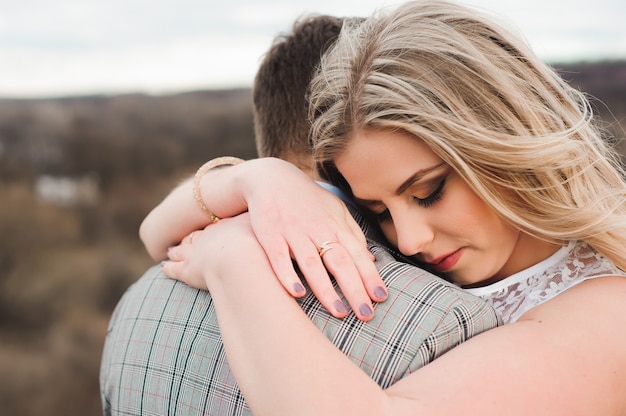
(293, 282, 306, 294)
(374, 285, 387, 299)
(334, 300, 348, 314)
(359, 303, 374, 317)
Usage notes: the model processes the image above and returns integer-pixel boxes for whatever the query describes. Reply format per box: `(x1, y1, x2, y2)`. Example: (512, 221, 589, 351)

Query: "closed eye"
(374, 208, 392, 223)
(413, 177, 446, 208)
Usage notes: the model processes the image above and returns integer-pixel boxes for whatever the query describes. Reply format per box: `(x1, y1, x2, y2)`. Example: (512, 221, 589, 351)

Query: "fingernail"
(334, 299, 348, 314)
(160, 260, 168, 267)
(374, 285, 387, 299)
(359, 303, 374, 317)
(293, 282, 305, 294)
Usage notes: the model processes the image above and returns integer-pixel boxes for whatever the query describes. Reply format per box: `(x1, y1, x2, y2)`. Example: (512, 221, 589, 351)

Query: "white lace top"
(464, 241, 626, 323)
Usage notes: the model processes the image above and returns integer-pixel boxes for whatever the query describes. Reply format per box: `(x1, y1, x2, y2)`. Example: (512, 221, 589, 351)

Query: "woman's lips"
(428, 248, 463, 273)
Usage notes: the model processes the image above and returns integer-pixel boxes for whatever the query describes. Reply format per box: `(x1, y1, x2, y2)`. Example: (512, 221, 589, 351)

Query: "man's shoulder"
(100, 265, 247, 415)
(296, 241, 500, 387)
(107, 264, 215, 328)
(370, 242, 500, 325)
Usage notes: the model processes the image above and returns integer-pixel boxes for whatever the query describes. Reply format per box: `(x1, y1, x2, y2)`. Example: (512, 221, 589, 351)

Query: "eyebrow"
(353, 162, 446, 207)
(395, 162, 446, 195)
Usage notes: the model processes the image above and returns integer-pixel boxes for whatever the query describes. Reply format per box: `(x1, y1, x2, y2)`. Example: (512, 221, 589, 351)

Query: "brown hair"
(252, 14, 344, 172)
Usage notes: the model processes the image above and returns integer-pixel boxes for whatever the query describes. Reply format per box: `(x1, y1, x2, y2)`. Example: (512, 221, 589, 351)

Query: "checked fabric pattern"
(100, 209, 500, 415)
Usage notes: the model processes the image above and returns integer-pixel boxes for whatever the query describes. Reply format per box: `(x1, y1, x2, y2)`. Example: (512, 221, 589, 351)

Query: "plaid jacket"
(100, 208, 500, 415)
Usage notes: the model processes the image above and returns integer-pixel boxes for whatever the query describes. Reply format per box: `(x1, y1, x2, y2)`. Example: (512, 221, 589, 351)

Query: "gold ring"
(318, 240, 338, 258)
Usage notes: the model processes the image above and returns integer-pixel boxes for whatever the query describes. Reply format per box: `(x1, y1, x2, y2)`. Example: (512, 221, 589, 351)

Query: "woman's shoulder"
(521, 274, 626, 322)
(508, 275, 626, 411)
(466, 241, 626, 323)
(519, 274, 626, 365)
(387, 275, 626, 414)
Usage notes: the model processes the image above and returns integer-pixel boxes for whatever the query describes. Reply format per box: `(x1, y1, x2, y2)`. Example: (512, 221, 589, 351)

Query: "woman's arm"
(139, 176, 218, 261)
(165, 215, 626, 416)
(141, 157, 386, 321)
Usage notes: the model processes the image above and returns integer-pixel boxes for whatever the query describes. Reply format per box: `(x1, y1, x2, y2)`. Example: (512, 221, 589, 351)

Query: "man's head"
(252, 14, 344, 178)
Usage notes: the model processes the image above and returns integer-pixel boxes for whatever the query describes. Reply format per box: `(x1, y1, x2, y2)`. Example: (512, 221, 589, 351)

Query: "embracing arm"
(140, 176, 214, 261)
(165, 216, 626, 416)
(140, 157, 251, 261)
(141, 157, 385, 320)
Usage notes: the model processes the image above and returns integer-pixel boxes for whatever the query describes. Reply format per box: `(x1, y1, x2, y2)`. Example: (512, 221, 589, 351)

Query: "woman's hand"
(163, 214, 264, 292)
(238, 158, 387, 321)
(162, 213, 368, 320)
(153, 156, 386, 321)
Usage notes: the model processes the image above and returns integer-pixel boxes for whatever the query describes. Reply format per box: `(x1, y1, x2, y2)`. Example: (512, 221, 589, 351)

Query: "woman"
(160, 1, 626, 413)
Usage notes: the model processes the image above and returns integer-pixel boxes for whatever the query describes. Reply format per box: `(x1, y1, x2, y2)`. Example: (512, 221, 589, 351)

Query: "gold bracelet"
(193, 156, 245, 223)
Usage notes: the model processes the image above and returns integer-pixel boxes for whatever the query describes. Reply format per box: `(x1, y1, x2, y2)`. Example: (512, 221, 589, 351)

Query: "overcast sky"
(1, 0, 624, 98)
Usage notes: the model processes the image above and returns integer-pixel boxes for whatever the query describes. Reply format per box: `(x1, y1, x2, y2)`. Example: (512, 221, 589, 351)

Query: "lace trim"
(465, 241, 625, 323)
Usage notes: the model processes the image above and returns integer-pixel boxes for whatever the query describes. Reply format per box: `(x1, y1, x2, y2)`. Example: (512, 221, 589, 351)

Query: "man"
(100, 14, 499, 415)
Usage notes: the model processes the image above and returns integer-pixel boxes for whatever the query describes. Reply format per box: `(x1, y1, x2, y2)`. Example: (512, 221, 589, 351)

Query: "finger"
(318, 242, 376, 322)
(335, 233, 387, 303)
(255, 233, 308, 298)
(167, 245, 182, 261)
(162, 257, 211, 291)
(345, 211, 369, 246)
(161, 260, 185, 283)
(182, 231, 195, 245)
(287, 238, 350, 318)
(338, 214, 385, 298)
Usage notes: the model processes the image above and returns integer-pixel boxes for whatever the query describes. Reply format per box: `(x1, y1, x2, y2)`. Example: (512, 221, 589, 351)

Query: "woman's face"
(334, 129, 556, 287)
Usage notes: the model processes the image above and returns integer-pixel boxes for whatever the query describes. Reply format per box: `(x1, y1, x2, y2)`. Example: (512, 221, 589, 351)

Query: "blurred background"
(0, 0, 624, 414)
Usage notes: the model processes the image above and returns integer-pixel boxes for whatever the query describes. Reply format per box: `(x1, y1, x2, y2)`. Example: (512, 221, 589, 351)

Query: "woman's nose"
(393, 210, 434, 257)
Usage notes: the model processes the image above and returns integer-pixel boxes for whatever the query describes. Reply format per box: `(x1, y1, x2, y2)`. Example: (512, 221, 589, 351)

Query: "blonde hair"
(309, 0, 626, 271)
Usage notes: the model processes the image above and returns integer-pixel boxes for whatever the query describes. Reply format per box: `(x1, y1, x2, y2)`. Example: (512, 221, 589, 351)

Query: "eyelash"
(375, 209, 392, 222)
(415, 177, 446, 208)
(373, 177, 447, 222)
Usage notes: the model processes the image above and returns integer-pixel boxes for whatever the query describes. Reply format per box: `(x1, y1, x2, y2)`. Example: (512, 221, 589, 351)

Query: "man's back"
(101, 208, 499, 415)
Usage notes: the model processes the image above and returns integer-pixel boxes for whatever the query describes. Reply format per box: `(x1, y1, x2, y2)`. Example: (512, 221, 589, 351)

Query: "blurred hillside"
(0, 61, 625, 415)
(0, 88, 256, 415)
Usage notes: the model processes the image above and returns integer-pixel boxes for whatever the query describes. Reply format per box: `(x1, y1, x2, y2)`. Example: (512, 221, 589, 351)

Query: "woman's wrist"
(193, 156, 245, 223)
(239, 157, 311, 203)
